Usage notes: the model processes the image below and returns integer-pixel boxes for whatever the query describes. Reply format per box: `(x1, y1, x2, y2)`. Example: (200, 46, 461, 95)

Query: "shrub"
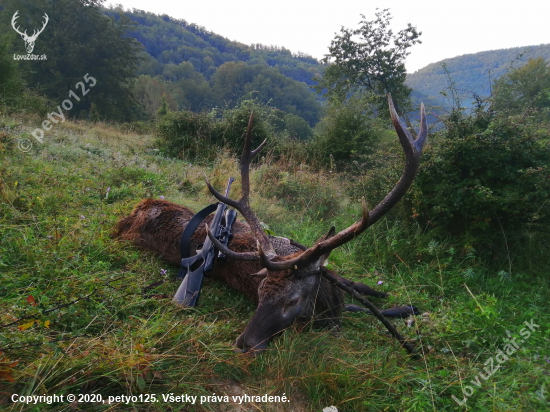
(412, 106, 550, 254)
(156, 110, 218, 160)
(155, 101, 313, 163)
(311, 97, 384, 171)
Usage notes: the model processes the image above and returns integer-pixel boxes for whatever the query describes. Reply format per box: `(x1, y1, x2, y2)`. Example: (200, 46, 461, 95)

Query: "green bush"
(412, 106, 550, 253)
(212, 102, 272, 155)
(311, 97, 384, 171)
(156, 110, 218, 160)
(155, 101, 311, 163)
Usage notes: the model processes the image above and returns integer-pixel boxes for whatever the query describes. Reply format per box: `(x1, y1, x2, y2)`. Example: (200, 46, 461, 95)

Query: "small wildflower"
(79, 215, 85, 219)
(160, 269, 167, 275)
(105, 187, 110, 199)
(377, 280, 384, 285)
(160, 195, 165, 200)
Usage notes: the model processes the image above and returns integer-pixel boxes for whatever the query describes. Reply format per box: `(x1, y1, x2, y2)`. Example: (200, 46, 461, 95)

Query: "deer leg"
(345, 304, 419, 318)
(321, 269, 420, 359)
(335, 275, 388, 298)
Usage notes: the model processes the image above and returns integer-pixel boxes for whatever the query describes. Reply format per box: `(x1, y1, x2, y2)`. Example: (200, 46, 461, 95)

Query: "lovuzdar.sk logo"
(11, 10, 49, 60)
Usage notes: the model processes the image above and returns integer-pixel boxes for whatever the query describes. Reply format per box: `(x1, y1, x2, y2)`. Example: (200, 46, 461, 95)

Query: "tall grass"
(0, 114, 548, 411)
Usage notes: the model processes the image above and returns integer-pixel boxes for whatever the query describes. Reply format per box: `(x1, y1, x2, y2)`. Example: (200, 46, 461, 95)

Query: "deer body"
(115, 198, 304, 302)
(115, 199, 350, 351)
(116, 96, 427, 353)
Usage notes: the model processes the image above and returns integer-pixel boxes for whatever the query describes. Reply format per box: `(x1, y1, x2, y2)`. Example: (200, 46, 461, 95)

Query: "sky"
(107, 0, 550, 73)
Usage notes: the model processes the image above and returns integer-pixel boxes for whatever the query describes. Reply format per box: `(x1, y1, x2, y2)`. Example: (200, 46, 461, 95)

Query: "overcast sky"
(107, 0, 549, 73)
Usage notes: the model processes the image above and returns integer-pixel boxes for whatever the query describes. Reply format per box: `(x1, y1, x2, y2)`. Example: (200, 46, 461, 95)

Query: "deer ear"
(249, 268, 268, 279)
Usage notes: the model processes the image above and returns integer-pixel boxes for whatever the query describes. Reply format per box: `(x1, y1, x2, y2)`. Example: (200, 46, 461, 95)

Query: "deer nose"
(234, 333, 269, 354)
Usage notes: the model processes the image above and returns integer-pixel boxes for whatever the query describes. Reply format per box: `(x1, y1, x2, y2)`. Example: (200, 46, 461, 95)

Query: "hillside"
(104, 8, 323, 85)
(101, 7, 324, 126)
(120, 6, 550, 116)
(407, 44, 550, 109)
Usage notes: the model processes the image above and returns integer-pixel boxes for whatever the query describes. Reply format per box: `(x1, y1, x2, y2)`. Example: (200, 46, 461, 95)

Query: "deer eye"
(287, 298, 300, 307)
(283, 297, 301, 315)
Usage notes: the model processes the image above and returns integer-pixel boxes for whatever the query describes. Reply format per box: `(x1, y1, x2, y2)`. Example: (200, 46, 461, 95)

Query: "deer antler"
(205, 111, 274, 258)
(30, 13, 49, 40)
(261, 95, 427, 270)
(206, 95, 427, 272)
(11, 11, 27, 37)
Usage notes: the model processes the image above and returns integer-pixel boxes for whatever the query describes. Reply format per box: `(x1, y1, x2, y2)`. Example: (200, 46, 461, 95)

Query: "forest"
(407, 43, 550, 110)
(0, 1, 549, 411)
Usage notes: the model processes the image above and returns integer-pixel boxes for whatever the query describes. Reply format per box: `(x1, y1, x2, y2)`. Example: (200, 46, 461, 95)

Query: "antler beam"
(205, 111, 276, 258)
(260, 94, 428, 271)
(205, 95, 427, 273)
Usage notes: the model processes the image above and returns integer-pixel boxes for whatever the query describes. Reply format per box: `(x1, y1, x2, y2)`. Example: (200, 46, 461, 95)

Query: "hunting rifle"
(173, 177, 236, 306)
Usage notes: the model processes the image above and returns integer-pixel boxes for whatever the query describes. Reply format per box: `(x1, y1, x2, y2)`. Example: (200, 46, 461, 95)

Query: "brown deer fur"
(115, 198, 350, 308)
(115, 98, 426, 353)
(113, 198, 374, 328)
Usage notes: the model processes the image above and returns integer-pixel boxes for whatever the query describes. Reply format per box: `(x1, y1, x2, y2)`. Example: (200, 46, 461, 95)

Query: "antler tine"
(270, 95, 427, 269)
(205, 177, 240, 209)
(240, 111, 267, 205)
(205, 111, 277, 260)
(414, 103, 428, 152)
(205, 225, 260, 261)
(11, 11, 26, 36)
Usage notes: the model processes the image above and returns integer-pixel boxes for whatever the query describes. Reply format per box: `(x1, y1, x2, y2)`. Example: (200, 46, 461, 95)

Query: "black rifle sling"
(180, 203, 218, 258)
(176, 203, 217, 281)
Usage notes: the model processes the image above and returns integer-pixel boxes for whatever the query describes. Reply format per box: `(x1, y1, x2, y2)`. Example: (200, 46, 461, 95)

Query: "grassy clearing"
(0, 115, 548, 411)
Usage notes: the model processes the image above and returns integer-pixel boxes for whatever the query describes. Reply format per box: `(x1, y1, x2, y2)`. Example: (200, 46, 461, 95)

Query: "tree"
(492, 58, 550, 117)
(317, 9, 421, 116)
(312, 96, 383, 169)
(412, 104, 550, 255)
(0, 36, 23, 106)
(133, 75, 178, 117)
(1, 0, 143, 121)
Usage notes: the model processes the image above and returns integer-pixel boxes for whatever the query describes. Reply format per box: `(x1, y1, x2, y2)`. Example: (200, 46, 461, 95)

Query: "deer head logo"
(11, 10, 49, 54)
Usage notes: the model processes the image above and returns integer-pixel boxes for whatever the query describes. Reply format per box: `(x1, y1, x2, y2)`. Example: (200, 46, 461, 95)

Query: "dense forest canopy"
(2, 1, 549, 122)
(103, 7, 324, 126)
(0, 0, 142, 120)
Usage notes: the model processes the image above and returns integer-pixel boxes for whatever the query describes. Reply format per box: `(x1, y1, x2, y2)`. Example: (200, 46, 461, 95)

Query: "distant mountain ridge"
(107, 7, 549, 116)
(104, 7, 323, 85)
(407, 44, 550, 109)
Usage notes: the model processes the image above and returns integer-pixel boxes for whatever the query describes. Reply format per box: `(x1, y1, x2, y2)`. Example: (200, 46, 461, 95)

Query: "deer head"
(206, 95, 427, 353)
(12, 11, 49, 54)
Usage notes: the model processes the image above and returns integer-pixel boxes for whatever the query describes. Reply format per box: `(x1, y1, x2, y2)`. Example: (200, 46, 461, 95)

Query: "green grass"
(0, 115, 548, 411)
